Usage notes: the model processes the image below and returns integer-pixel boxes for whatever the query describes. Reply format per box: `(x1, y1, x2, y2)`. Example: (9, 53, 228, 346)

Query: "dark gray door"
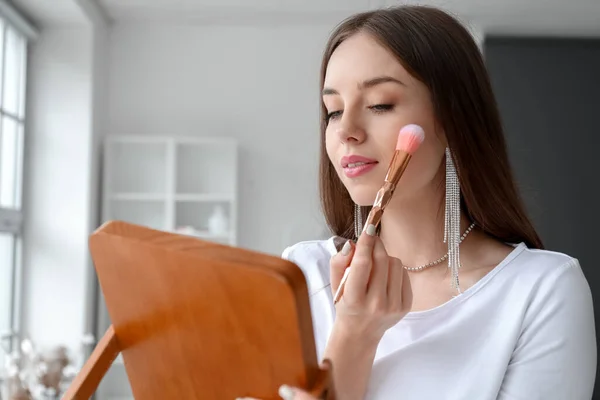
(485, 37, 600, 398)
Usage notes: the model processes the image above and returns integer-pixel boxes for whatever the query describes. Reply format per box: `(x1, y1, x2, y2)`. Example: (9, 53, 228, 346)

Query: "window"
(0, 15, 27, 368)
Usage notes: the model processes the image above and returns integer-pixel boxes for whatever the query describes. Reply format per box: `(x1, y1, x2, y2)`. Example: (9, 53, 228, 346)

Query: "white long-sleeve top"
(282, 239, 597, 399)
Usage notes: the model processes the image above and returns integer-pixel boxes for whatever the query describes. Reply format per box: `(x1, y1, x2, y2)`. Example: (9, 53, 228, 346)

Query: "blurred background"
(0, 0, 598, 398)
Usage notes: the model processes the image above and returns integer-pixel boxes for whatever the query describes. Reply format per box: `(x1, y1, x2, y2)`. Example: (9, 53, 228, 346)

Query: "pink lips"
(341, 155, 378, 178)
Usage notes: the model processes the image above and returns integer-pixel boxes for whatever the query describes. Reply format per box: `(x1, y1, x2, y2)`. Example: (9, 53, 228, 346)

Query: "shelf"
(109, 193, 233, 202)
(174, 193, 233, 202)
(192, 230, 234, 239)
(173, 227, 233, 240)
(107, 136, 168, 144)
(110, 193, 166, 201)
(99, 135, 238, 400)
(175, 201, 232, 233)
(108, 193, 233, 202)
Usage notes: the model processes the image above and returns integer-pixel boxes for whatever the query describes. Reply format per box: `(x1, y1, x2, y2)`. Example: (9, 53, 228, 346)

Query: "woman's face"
(323, 32, 445, 206)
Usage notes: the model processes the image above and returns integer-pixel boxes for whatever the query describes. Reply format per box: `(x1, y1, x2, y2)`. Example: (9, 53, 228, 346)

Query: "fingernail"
(278, 384, 295, 400)
(366, 224, 376, 236)
(341, 240, 352, 256)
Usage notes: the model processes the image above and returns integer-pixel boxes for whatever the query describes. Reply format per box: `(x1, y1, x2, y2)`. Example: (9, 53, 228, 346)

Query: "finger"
(345, 226, 377, 298)
(366, 236, 389, 301)
(279, 385, 318, 400)
(401, 268, 413, 312)
(329, 240, 354, 292)
(387, 256, 404, 307)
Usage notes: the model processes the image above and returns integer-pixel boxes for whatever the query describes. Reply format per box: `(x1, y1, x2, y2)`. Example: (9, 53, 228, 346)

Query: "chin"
(345, 181, 380, 206)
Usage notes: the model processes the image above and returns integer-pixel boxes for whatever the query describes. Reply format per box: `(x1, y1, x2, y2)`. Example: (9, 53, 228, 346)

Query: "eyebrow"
(322, 76, 405, 96)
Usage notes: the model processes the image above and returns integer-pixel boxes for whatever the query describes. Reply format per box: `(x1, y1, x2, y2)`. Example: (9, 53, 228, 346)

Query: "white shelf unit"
(101, 135, 238, 246)
(96, 135, 238, 400)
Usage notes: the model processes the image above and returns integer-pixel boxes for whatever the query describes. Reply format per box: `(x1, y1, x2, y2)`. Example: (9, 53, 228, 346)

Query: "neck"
(378, 183, 471, 268)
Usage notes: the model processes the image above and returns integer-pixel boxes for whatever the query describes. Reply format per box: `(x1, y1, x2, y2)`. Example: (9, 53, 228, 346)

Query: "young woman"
(246, 5, 596, 400)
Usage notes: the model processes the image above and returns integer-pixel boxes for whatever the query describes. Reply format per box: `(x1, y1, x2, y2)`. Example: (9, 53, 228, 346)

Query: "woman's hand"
(236, 360, 333, 400)
(320, 225, 412, 400)
(330, 225, 412, 343)
(237, 227, 411, 400)
(236, 385, 319, 400)
(276, 385, 320, 400)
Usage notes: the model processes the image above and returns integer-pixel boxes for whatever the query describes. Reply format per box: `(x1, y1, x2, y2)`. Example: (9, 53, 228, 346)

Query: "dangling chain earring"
(354, 204, 363, 239)
(444, 147, 462, 293)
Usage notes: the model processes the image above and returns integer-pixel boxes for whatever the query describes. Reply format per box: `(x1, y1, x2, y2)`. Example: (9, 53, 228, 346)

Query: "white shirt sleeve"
(498, 259, 597, 400)
(281, 244, 330, 360)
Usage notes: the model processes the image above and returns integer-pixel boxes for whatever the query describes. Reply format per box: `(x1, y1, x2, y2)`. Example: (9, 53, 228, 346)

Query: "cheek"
(403, 140, 445, 190)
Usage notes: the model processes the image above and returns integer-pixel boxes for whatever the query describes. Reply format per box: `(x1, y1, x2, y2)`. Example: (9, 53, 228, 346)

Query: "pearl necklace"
(403, 223, 476, 271)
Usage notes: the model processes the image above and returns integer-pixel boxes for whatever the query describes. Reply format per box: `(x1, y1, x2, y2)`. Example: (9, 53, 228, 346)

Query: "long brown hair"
(318, 5, 544, 249)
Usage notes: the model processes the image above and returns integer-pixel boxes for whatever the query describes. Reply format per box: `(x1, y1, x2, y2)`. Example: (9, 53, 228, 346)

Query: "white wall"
(21, 27, 95, 350)
(107, 24, 334, 255)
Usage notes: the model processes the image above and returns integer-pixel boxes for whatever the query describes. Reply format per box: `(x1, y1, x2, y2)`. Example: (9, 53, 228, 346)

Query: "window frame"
(0, 2, 36, 371)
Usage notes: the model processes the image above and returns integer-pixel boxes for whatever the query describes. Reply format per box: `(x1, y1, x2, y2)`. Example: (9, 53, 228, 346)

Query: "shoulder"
(499, 245, 596, 397)
(281, 237, 338, 262)
(281, 237, 339, 295)
(508, 243, 587, 287)
(503, 243, 593, 319)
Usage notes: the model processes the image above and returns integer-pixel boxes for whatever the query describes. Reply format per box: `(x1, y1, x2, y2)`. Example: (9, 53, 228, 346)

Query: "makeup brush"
(333, 124, 426, 305)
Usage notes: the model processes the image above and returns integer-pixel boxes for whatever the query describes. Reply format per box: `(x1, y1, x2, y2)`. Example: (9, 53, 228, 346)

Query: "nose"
(336, 116, 366, 144)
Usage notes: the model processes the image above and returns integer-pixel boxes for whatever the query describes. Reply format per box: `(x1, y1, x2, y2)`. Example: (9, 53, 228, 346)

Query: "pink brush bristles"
(396, 124, 425, 154)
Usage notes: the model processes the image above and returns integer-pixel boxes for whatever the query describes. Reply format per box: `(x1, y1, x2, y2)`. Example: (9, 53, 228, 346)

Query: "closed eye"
(326, 110, 343, 122)
(369, 104, 395, 113)
(325, 104, 394, 123)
